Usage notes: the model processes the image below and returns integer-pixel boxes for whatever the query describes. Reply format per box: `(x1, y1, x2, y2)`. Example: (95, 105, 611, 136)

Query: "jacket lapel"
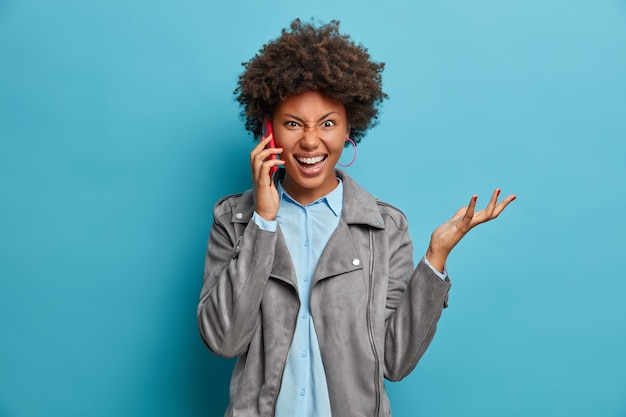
(270, 226, 299, 289)
(313, 221, 363, 284)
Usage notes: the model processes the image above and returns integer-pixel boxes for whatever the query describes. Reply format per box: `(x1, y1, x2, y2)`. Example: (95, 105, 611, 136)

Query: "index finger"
(458, 195, 478, 232)
(251, 135, 278, 159)
(256, 134, 273, 150)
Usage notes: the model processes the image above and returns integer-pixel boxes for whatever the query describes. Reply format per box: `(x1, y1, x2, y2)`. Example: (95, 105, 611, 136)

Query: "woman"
(198, 19, 515, 417)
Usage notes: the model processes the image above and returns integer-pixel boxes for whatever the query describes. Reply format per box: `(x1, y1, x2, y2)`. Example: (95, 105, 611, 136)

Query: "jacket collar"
(230, 169, 385, 230)
(336, 170, 385, 229)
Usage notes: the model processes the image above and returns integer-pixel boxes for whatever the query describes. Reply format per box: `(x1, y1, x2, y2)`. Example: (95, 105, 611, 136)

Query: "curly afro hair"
(234, 18, 388, 143)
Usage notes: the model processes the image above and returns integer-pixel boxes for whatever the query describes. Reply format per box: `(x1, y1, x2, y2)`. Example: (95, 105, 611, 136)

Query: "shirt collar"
(277, 178, 343, 217)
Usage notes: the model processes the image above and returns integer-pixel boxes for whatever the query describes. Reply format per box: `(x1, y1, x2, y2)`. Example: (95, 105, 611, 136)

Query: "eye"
(285, 121, 300, 129)
(321, 120, 336, 128)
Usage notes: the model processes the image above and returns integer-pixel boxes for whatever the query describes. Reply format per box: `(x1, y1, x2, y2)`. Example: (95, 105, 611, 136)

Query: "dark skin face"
(272, 90, 350, 206)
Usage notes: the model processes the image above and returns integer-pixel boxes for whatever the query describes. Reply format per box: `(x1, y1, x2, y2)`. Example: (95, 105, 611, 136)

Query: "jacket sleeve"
(197, 198, 277, 358)
(383, 221, 451, 381)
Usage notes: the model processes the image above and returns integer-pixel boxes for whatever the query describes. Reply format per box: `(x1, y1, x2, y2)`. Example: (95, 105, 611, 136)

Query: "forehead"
(275, 90, 346, 118)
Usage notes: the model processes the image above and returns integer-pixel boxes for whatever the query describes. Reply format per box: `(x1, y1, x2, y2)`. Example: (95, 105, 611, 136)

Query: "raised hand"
(250, 134, 284, 220)
(425, 189, 516, 272)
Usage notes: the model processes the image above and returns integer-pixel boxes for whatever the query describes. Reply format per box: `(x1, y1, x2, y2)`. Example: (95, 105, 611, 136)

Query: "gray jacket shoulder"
(374, 199, 409, 232)
(212, 190, 254, 223)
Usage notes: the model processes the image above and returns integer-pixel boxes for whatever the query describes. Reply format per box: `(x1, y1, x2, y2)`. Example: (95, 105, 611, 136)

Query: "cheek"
(330, 137, 347, 153)
(273, 134, 294, 150)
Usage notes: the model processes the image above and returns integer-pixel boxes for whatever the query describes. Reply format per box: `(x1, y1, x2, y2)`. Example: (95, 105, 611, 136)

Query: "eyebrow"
(281, 112, 339, 123)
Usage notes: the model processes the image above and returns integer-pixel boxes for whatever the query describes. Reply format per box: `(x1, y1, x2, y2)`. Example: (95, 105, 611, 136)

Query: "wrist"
(252, 211, 278, 232)
(425, 246, 447, 273)
(255, 210, 277, 222)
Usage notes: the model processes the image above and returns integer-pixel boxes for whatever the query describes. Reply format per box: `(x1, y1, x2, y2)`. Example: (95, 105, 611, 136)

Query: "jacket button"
(352, 259, 360, 266)
(235, 213, 243, 219)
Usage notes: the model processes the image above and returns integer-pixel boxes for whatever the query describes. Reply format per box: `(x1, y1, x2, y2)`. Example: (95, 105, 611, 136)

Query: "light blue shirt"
(252, 178, 446, 416)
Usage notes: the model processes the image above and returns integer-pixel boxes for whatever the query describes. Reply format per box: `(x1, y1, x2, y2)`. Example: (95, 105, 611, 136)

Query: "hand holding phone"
(262, 117, 279, 177)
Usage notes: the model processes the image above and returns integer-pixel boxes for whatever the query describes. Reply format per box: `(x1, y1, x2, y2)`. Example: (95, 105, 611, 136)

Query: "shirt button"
(352, 259, 360, 266)
(303, 277, 309, 283)
(301, 313, 307, 319)
(300, 389, 306, 396)
(301, 350, 308, 358)
(304, 240, 309, 247)
(235, 213, 243, 219)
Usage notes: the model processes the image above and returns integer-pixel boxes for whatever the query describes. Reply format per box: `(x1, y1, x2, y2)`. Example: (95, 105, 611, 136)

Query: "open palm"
(426, 189, 516, 272)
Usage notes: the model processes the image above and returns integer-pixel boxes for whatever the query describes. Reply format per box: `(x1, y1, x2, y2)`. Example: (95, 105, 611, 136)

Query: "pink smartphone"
(262, 117, 279, 176)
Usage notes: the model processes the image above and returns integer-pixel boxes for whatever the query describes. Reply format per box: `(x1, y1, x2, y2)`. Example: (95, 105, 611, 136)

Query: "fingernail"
(511, 196, 517, 201)
(496, 189, 501, 196)
(473, 195, 478, 202)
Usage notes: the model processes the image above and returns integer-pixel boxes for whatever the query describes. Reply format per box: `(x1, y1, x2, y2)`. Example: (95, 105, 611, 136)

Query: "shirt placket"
(295, 205, 313, 413)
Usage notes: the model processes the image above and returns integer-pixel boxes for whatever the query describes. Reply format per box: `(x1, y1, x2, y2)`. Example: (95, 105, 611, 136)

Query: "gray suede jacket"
(198, 170, 451, 417)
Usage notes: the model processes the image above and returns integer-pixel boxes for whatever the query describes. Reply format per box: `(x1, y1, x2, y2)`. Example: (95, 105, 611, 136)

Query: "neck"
(281, 175, 339, 206)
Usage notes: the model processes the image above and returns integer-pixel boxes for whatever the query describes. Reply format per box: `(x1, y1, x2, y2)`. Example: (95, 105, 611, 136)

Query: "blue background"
(1, 0, 625, 416)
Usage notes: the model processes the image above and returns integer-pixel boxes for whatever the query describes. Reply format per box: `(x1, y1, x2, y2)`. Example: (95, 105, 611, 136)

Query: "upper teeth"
(298, 156, 325, 165)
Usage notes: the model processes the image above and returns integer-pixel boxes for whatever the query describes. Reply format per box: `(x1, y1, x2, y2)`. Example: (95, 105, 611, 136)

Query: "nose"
(299, 126, 321, 149)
